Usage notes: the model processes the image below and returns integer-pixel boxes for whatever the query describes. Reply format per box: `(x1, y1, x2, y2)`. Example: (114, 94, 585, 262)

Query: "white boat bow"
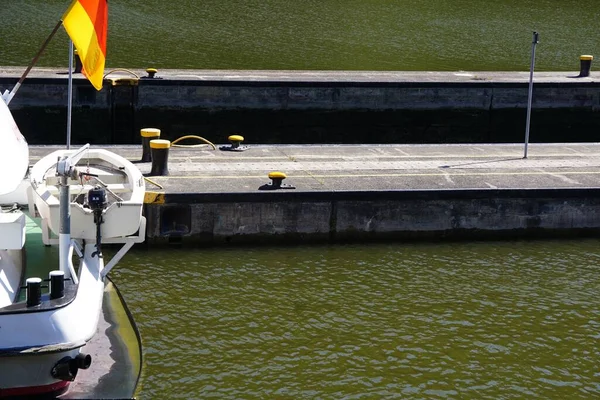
(0, 99, 28, 196)
(1, 144, 145, 397)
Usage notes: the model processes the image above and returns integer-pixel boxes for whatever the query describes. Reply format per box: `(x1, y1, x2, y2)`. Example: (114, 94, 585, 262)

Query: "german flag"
(62, 0, 108, 90)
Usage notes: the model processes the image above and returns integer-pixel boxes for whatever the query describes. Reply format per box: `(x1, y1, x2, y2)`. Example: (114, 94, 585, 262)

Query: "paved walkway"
(29, 142, 600, 194)
(3, 67, 597, 83)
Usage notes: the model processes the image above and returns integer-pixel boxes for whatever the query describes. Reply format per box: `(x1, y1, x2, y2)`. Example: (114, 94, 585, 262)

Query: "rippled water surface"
(1, 1, 599, 70)
(111, 240, 600, 399)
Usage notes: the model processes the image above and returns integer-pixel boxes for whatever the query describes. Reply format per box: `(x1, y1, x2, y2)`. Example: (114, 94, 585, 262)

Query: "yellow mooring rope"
(143, 176, 164, 189)
(171, 135, 216, 150)
(103, 68, 140, 79)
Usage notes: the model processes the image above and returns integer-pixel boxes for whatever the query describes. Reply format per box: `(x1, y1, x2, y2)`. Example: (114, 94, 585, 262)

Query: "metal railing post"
(524, 31, 539, 159)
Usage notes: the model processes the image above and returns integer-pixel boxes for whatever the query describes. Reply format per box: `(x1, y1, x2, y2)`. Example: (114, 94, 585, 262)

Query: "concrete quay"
(4, 68, 600, 145)
(29, 142, 600, 245)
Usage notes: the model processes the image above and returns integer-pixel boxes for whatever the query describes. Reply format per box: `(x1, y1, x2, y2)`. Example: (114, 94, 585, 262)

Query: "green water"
(111, 240, 600, 399)
(1, 1, 599, 71)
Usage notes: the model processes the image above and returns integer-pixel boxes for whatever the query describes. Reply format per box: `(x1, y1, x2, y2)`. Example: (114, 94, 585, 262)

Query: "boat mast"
(56, 144, 90, 278)
(57, 37, 81, 276)
(67, 40, 74, 149)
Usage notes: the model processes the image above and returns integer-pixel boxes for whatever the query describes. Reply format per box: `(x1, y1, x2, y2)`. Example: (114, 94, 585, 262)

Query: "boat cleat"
(219, 134, 249, 151)
(259, 171, 296, 190)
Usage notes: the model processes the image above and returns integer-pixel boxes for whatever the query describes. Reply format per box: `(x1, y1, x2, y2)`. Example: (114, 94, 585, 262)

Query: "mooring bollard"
(219, 134, 249, 151)
(146, 68, 158, 78)
(74, 49, 83, 73)
(150, 139, 171, 176)
(49, 270, 65, 300)
(579, 55, 593, 77)
(140, 128, 161, 162)
(26, 277, 42, 307)
(258, 171, 296, 190)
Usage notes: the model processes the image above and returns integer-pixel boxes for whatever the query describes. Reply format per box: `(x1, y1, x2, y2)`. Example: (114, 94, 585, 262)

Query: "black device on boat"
(88, 186, 107, 258)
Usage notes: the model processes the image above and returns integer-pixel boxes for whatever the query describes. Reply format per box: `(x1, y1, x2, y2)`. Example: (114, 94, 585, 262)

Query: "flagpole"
(67, 40, 74, 149)
(2, 19, 63, 105)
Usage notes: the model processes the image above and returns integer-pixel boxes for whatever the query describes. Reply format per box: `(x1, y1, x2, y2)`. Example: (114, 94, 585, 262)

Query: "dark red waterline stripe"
(0, 380, 69, 398)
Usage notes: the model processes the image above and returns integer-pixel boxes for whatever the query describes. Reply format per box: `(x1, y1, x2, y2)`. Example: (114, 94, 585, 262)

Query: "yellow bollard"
(259, 171, 295, 190)
(140, 128, 161, 162)
(579, 55, 593, 77)
(146, 68, 158, 78)
(73, 49, 83, 73)
(219, 134, 249, 151)
(149, 139, 171, 176)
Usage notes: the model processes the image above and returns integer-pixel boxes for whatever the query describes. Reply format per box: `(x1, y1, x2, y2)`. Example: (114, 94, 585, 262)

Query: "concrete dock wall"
(2, 69, 600, 145)
(25, 143, 600, 246)
(143, 189, 600, 245)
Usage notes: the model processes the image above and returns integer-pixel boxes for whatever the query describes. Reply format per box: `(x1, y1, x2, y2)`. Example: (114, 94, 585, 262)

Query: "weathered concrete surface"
(63, 280, 141, 399)
(29, 143, 600, 245)
(2, 68, 599, 110)
(3, 69, 600, 144)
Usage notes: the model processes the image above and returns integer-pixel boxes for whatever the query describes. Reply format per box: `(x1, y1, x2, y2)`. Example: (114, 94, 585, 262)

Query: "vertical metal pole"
(59, 173, 71, 279)
(61, 41, 74, 276)
(67, 40, 74, 150)
(524, 31, 539, 159)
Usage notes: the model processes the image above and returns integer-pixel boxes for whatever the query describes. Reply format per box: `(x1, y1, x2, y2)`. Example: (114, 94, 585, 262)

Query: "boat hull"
(0, 244, 104, 398)
(0, 350, 78, 397)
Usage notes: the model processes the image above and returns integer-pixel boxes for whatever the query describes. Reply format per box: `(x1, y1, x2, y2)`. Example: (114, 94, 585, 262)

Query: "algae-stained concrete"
(141, 190, 600, 245)
(3, 69, 600, 145)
